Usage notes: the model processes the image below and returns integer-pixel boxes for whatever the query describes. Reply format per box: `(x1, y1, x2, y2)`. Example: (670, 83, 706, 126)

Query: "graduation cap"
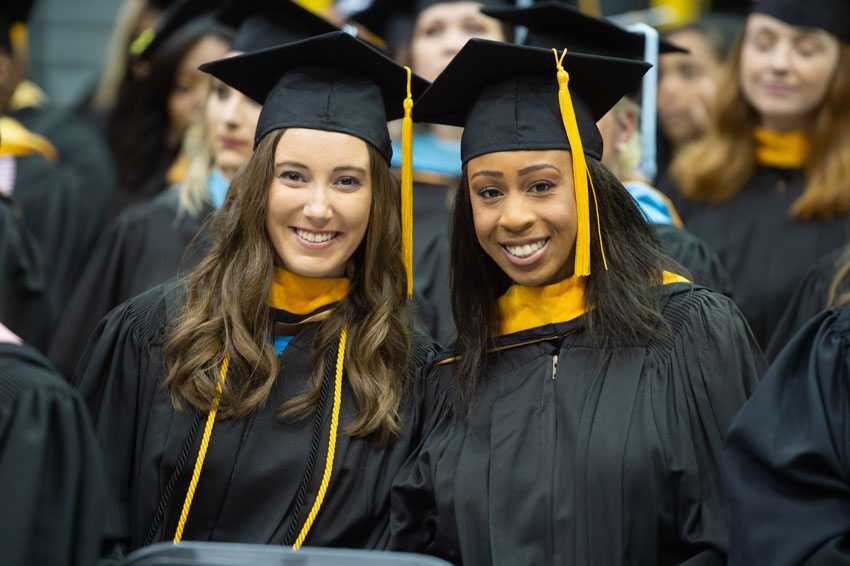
(131, 0, 227, 59)
(414, 38, 650, 276)
(751, 0, 850, 44)
(481, 1, 686, 57)
(349, 0, 511, 50)
(216, 0, 339, 53)
(0, 0, 34, 51)
(200, 31, 430, 295)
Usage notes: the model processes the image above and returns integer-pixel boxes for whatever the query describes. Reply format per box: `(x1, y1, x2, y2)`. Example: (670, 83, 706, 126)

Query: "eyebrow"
(518, 163, 560, 176)
(470, 169, 504, 180)
(274, 161, 367, 176)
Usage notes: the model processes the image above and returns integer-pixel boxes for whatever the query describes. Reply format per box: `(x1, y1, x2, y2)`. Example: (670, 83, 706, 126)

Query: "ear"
(616, 103, 639, 146)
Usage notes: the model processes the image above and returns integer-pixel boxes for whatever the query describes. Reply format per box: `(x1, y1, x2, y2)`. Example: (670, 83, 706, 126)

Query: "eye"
(278, 171, 304, 184)
(422, 23, 444, 37)
(528, 180, 554, 193)
(795, 38, 823, 56)
(679, 63, 701, 81)
(464, 21, 487, 35)
(336, 175, 362, 189)
(213, 84, 230, 101)
(477, 187, 503, 200)
(751, 31, 776, 52)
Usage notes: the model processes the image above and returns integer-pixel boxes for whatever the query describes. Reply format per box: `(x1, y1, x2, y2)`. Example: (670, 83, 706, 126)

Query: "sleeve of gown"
(723, 306, 850, 566)
(389, 364, 456, 559)
(0, 348, 105, 566)
(765, 255, 836, 362)
(0, 198, 53, 350)
(49, 212, 143, 378)
(664, 290, 766, 565)
(71, 289, 165, 558)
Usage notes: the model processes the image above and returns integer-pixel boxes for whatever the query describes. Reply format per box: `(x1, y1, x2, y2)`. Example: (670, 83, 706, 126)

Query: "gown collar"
(268, 266, 351, 315)
(208, 167, 230, 209)
(754, 127, 809, 169)
(497, 272, 690, 336)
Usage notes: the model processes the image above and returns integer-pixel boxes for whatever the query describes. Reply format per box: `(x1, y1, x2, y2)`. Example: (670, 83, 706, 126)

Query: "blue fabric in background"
(391, 131, 462, 177)
(208, 168, 230, 210)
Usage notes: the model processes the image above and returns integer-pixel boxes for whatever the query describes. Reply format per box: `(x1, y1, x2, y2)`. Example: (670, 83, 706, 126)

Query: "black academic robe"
(11, 104, 116, 306)
(723, 305, 850, 565)
(765, 246, 848, 360)
(414, 225, 734, 346)
(49, 186, 213, 378)
(664, 166, 850, 348)
(0, 197, 52, 350)
(0, 341, 104, 566)
(412, 179, 453, 265)
(391, 283, 765, 566)
(74, 283, 437, 559)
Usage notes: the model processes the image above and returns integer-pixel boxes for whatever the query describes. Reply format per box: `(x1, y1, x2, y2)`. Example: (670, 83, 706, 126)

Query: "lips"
(219, 136, 247, 149)
(500, 237, 550, 266)
(294, 228, 339, 244)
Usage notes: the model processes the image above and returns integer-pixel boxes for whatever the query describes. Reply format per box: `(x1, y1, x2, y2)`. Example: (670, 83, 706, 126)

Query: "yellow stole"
(0, 117, 57, 162)
(497, 272, 690, 336)
(754, 128, 808, 169)
(267, 266, 350, 315)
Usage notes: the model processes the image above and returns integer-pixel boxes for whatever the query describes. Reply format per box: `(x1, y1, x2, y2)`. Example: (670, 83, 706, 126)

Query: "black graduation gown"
(723, 305, 850, 565)
(664, 166, 850, 348)
(0, 341, 104, 566)
(11, 105, 117, 306)
(74, 283, 437, 558)
(0, 197, 52, 350)
(49, 186, 213, 378)
(390, 283, 766, 566)
(414, 224, 734, 346)
(412, 179, 453, 265)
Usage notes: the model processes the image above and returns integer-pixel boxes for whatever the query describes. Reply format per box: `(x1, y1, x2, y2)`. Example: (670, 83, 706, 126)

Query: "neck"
(759, 114, 811, 132)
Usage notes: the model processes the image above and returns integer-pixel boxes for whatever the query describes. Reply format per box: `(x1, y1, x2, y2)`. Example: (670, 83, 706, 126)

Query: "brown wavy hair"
(670, 32, 850, 221)
(164, 128, 413, 441)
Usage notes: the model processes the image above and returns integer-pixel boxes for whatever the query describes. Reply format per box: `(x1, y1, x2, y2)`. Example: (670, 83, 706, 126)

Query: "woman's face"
(467, 149, 578, 287)
(410, 2, 505, 83)
(206, 71, 262, 179)
(266, 128, 373, 278)
(658, 29, 723, 143)
(167, 34, 229, 145)
(740, 13, 840, 130)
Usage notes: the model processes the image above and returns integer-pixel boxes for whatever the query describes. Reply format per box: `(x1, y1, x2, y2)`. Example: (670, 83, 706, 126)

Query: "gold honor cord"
(552, 48, 608, 275)
(173, 326, 348, 547)
(401, 66, 415, 298)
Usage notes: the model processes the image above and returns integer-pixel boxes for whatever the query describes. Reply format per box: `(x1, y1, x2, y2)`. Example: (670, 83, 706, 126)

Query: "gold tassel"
(401, 66, 414, 298)
(129, 26, 155, 56)
(552, 48, 607, 276)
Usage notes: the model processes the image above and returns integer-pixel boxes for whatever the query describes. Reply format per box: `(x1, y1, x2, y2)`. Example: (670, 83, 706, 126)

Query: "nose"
(303, 184, 333, 224)
(441, 28, 467, 57)
(766, 41, 792, 73)
(221, 93, 242, 130)
(499, 192, 535, 234)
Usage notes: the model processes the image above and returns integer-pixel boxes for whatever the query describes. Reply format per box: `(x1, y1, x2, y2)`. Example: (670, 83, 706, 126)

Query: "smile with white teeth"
(295, 228, 338, 243)
(504, 238, 548, 258)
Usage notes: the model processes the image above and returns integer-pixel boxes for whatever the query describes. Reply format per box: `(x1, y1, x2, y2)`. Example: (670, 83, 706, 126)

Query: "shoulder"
(0, 342, 80, 407)
(104, 280, 187, 347)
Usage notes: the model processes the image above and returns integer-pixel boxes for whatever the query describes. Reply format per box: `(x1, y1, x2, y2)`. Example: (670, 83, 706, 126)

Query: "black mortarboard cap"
(216, 0, 339, 53)
(751, 0, 850, 44)
(414, 38, 649, 276)
(482, 2, 686, 58)
(199, 31, 429, 162)
(414, 38, 650, 162)
(136, 0, 227, 60)
(0, 0, 34, 50)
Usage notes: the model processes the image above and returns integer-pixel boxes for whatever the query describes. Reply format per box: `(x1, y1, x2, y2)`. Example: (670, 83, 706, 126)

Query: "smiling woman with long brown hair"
(665, 0, 850, 348)
(72, 32, 434, 559)
(389, 39, 765, 566)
